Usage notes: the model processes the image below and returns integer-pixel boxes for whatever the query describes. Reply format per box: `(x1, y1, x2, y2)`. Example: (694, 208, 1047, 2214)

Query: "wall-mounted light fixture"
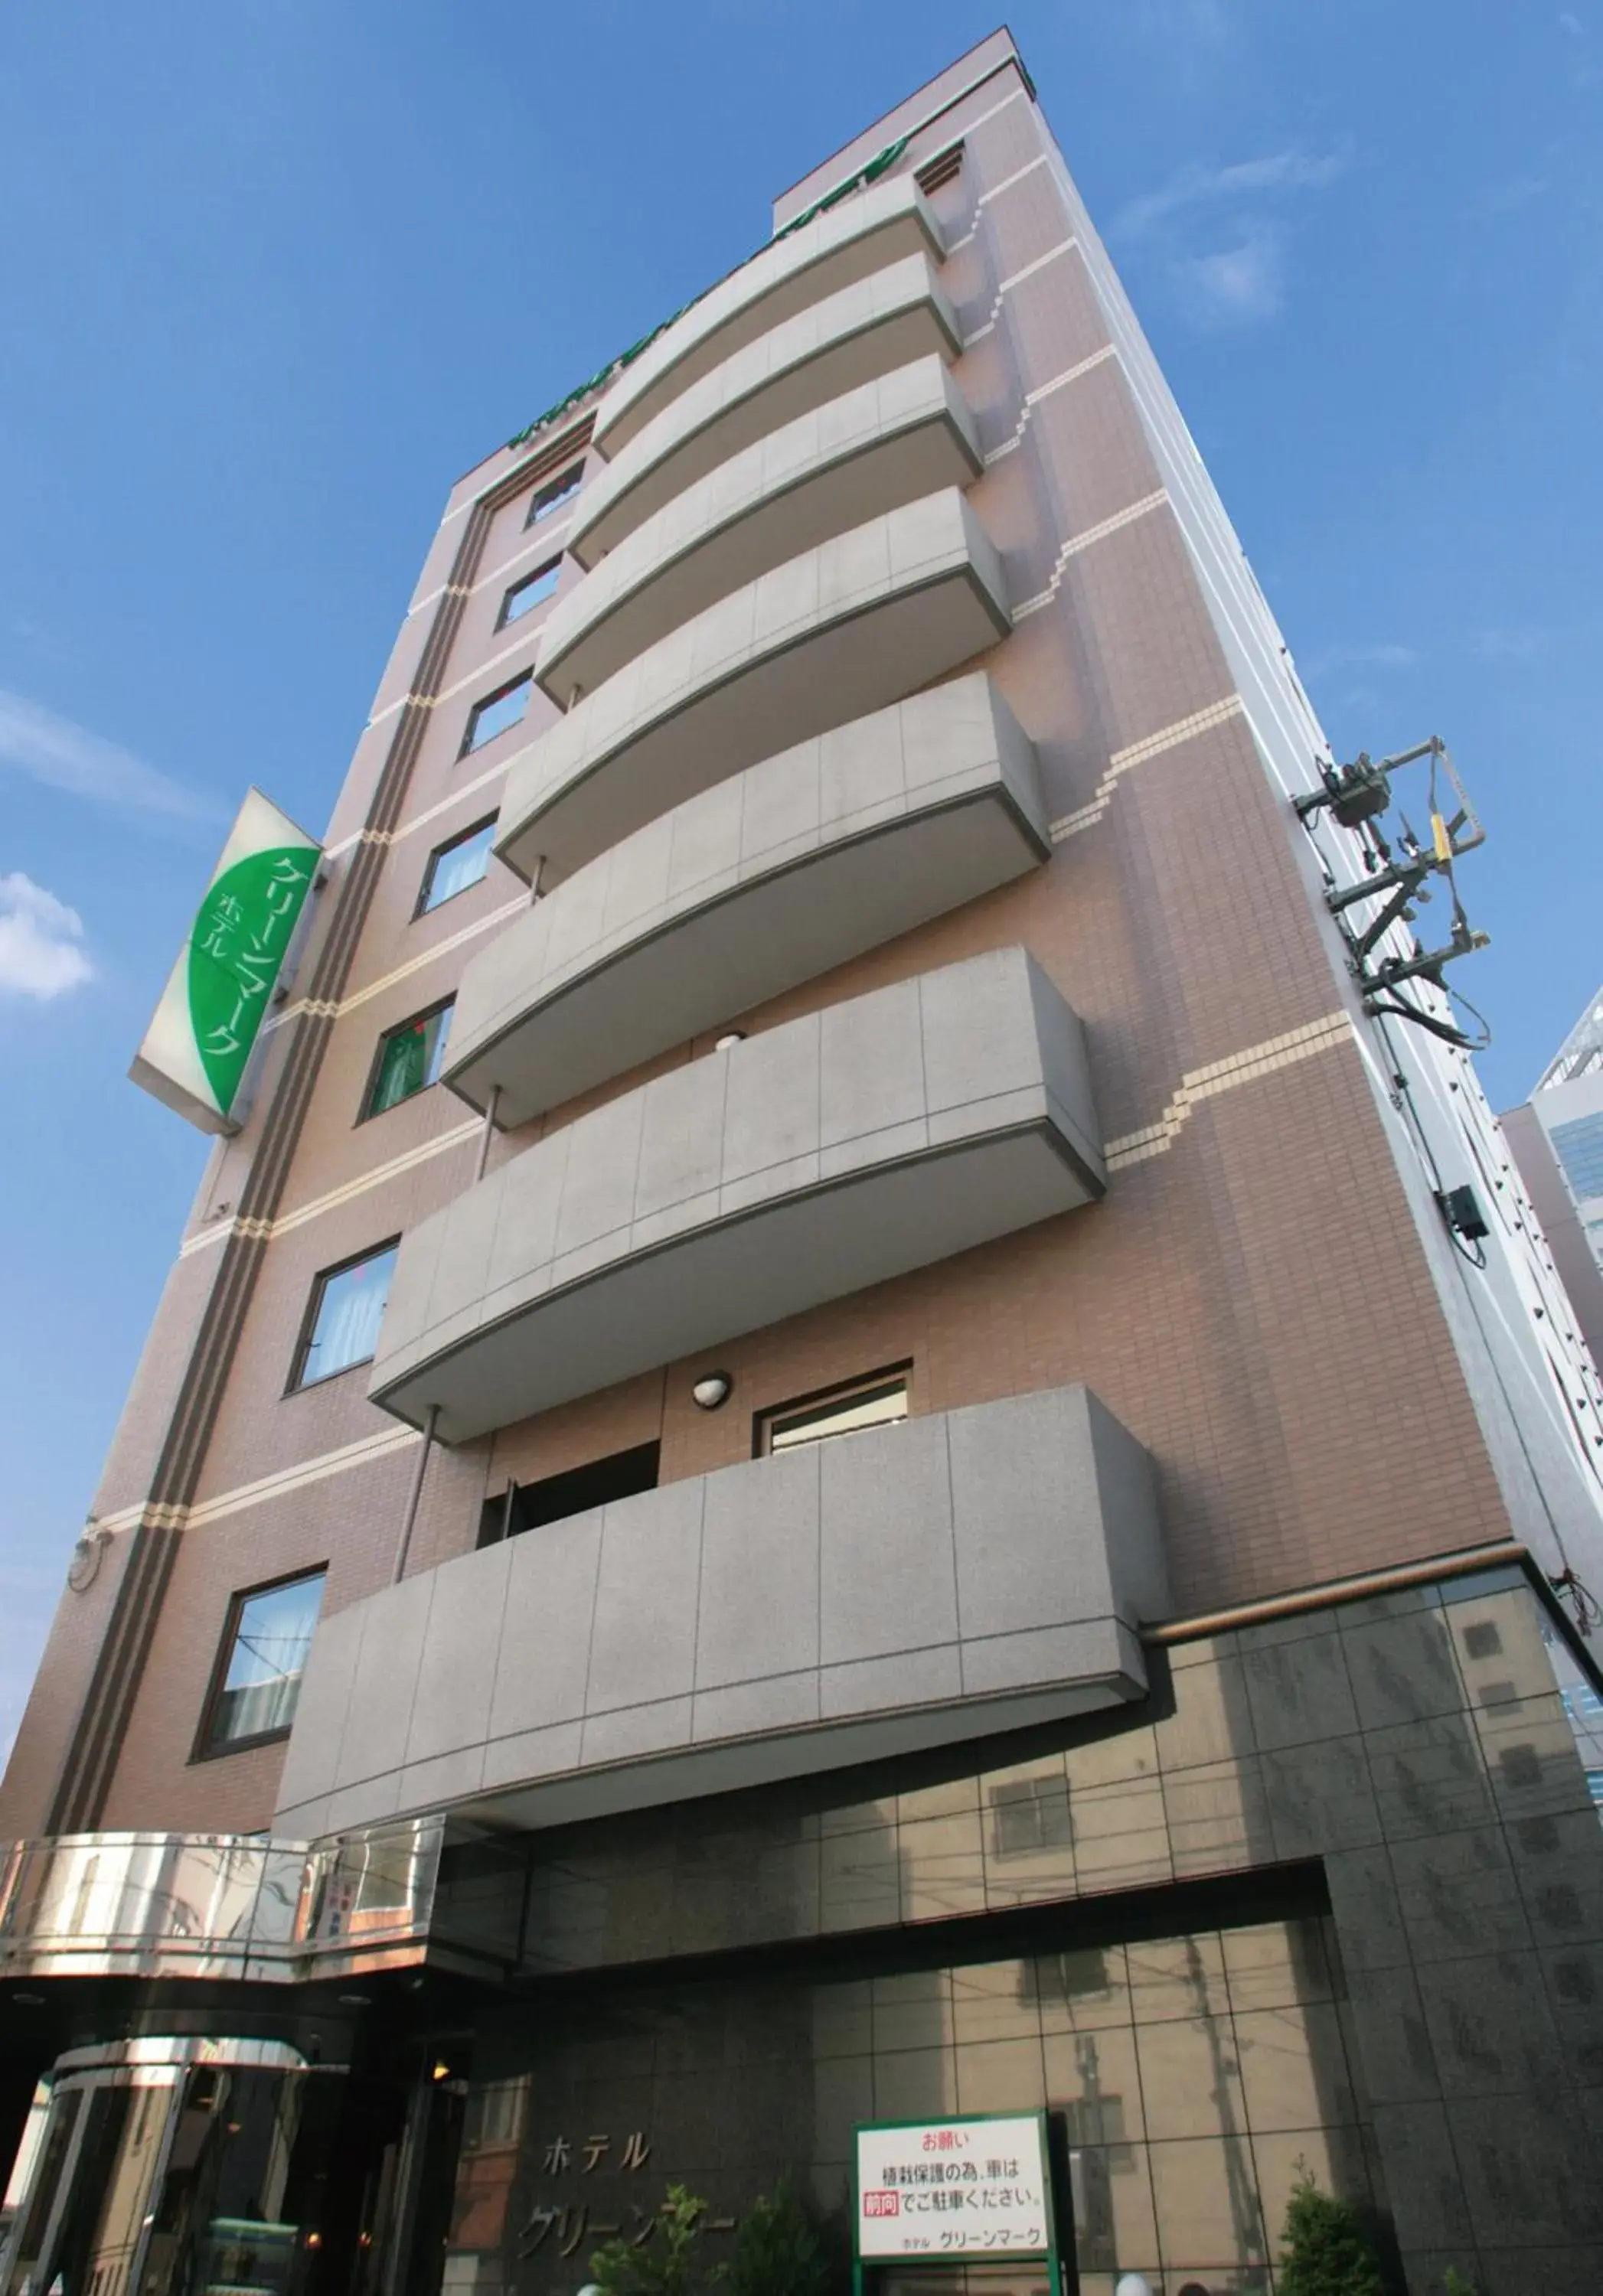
(691, 1371, 733, 1411)
(714, 1032, 746, 1051)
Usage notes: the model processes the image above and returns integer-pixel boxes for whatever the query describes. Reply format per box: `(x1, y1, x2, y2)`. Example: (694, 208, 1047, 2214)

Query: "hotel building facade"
(4, 32, 1603, 2296)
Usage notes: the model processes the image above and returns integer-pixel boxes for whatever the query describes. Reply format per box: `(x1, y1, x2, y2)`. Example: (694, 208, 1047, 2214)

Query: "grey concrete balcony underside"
(446, 677, 1048, 1127)
(495, 489, 1010, 888)
(371, 946, 1104, 1444)
(538, 359, 981, 704)
(274, 1384, 1169, 1841)
(593, 173, 945, 460)
(570, 255, 961, 567)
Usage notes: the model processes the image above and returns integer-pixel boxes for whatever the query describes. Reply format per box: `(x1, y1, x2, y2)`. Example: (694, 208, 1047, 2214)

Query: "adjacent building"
(5, 32, 1603, 2296)
(1502, 986, 1603, 1373)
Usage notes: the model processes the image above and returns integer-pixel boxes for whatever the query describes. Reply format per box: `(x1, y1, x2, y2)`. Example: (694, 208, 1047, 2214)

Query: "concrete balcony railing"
(538, 360, 981, 705)
(593, 173, 945, 461)
(445, 677, 1048, 1127)
(371, 946, 1104, 1443)
(570, 254, 961, 567)
(275, 1384, 1169, 1842)
(495, 490, 1010, 888)
(0, 1818, 458, 1984)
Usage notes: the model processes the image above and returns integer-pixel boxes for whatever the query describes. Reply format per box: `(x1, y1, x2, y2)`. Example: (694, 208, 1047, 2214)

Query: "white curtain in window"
(311, 1254, 392, 1378)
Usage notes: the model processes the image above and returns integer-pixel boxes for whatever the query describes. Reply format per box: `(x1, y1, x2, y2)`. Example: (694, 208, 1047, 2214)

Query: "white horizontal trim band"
(179, 1117, 482, 1259)
(1049, 695, 1247, 841)
(963, 236, 1078, 344)
(1106, 1012, 1355, 1169)
(264, 895, 526, 1038)
(98, 1423, 423, 1536)
(1014, 489, 1170, 618)
(985, 344, 1118, 464)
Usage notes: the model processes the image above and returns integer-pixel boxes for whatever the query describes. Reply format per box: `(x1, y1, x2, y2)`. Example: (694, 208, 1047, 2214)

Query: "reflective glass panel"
(462, 673, 531, 755)
(209, 1571, 325, 1749)
(365, 1001, 453, 1117)
(763, 1376, 908, 1453)
(525, 466, 582, 526)
(295, 1244, 396, 1386)
(420, 819, 496, 912)
(500, 559, 561, 625)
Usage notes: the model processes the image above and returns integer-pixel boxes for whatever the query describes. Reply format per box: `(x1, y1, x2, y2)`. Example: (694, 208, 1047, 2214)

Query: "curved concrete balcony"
(593, 173, 945, 461)
(275, 1384, 1168, 1841)
(446, 677, 1047, 1127)
(371, 946, 1104, 1444)
(495, 489, 1010, 889)
(0, 1818, 452, 1983)
(538, 360, 980, 706)
(570, 255, 961, 568)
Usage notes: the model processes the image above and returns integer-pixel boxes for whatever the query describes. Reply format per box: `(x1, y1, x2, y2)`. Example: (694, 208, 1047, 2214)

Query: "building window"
(419, 818, 497, 913)
(201, 1568, 326, 1753)
(479, 1442, 661, 1546)
(1462, 1621, 1503, 1660)
(756, 1368, 909, 1456)
(461, 672, 531, 756)
(364, 1001, 454, 1119)
(498, 559, 561, 628)
(292, 1242, 398, 1389)
(988, 1773, 1073, 1857)
(526, 465, 582, 527)
(1550, 1111, 1603, 1202)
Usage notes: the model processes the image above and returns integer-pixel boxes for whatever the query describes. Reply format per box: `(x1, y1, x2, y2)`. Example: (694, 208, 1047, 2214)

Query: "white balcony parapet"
(570, 255, 961, 568)
(446, 677, 1048, 1127)
(538, 360, 981, 705)
(593, 173, 945, 461)
(371, 946, 1103, 1445)
(495, 489, 1010, 889)
(275, 1383, 1168, 1843)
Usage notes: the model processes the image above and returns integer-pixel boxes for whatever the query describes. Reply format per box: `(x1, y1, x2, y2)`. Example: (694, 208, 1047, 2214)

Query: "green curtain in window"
(371, 1025, 428, 1113)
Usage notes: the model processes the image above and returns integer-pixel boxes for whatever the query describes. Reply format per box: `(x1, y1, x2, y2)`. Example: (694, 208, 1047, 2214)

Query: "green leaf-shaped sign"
(186, 844, 316, 1117)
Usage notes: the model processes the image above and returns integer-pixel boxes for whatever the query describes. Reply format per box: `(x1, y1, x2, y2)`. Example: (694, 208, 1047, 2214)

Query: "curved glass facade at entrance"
(1, 2042, 344, 2296)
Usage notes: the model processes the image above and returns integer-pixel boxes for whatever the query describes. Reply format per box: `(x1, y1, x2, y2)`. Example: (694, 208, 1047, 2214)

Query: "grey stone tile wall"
(428, 1570, 1603, 2294)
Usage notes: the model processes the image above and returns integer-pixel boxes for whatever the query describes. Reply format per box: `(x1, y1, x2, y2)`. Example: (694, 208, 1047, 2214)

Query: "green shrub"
(1276, 2168, 1386, 2296)
(720, 2178, 830, 2296)
(590, 2186, 711, 2296)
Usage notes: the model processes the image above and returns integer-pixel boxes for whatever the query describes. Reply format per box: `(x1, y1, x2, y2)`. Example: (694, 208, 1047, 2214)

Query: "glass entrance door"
(0, 2043, 342, 2296)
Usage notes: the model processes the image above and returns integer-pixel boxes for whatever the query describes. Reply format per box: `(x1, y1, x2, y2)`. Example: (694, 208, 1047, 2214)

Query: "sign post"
(852, 2112, 1069, 2296)
(129, 790, 321, 1135)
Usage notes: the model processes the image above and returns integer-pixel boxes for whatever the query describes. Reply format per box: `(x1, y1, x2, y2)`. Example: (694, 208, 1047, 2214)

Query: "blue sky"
(2, 0, 1599, 1760)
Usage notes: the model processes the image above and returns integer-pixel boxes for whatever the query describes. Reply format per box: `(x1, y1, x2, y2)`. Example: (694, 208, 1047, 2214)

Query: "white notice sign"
(854, 2113, 1052, 2258)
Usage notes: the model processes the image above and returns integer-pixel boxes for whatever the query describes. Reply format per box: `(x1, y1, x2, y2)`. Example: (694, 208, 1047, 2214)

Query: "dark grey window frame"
(459, 670, 533, 759)
(357, 996, 455, 1125)
(191, 1564, 328, 1763)
(524, 464, 583, 528)
(496, 557, 563, 631)
(416, 815, 499, 917)
(752, 1360, 913, 1457)
(286, 1238, 401, 1394)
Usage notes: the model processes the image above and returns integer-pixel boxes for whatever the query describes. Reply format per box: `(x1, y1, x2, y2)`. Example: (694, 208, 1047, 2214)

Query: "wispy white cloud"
(1114, 144, 1350, 331)
(0, 686, 220, 827)
(1175, 228, 1286, 325)
(1474, 626, 1552, 664)
(0, 873, 94, 1003)
(1303, 641, 1419, 677)
(1477, 171, 1551, 214)
(1115, 147, 1350, 241)
(1560, 11, 1585, 36)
